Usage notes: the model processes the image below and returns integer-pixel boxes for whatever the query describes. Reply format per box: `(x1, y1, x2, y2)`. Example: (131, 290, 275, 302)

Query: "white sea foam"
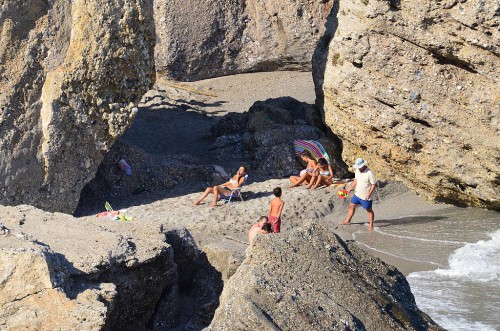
(435, 229, 500, 282)
(373, 227, 468, 245)
(352, 230, 442, 266)
(408, 229, 500, 331)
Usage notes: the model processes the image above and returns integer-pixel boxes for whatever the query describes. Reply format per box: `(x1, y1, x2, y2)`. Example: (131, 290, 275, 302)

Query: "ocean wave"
(434, 229, 500, 282)
(408, 229, 500, 331)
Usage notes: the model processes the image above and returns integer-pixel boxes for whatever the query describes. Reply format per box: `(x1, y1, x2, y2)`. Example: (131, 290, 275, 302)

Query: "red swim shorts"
(268, 215, 281, 233)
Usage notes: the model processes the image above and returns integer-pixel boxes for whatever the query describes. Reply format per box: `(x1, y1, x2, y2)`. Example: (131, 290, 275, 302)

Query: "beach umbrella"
(293, 139, 330, 163)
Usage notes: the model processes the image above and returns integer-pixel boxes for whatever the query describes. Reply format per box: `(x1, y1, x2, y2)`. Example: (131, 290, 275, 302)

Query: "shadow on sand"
(374, 216, 447, 228)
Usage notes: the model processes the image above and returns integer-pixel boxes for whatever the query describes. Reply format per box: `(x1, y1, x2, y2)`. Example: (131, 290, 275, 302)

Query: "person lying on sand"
(248, 216, 273, 244)
(193, 166, 247, 207)
(289, 151, 317, 188)
(307, 158, 334, 190)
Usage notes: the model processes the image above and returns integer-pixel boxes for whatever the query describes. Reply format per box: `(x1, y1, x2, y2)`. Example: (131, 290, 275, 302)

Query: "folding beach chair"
(219, 174, 248, 204)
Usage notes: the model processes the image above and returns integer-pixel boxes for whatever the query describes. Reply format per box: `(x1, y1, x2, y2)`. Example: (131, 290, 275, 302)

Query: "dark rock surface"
(209, 97, 348, 179)
(208, 221, 444, 331)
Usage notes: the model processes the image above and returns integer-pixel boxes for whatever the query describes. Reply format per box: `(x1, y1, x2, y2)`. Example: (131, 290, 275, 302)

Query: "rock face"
(313, 0, 500, 209)
(209, 97, 348, 179)
(0, 0, 156, 213)
(0, 206, 221, 330)
(154, 0, 334, 81)
(208, 222, 443, 330)
(0, 235, 115, 330)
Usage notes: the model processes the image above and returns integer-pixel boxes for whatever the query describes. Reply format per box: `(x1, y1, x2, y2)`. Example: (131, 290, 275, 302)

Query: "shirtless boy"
(269, 187, 285, 233)
(248, 216, 272, 244)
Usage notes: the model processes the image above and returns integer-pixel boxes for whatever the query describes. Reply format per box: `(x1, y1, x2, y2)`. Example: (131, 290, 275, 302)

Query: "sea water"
(408, 229, 500, 331)
(352, 207, 500, 331)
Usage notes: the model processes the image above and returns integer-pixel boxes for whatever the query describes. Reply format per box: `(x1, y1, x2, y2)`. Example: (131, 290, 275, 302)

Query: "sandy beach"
(76, 71, 500, 330)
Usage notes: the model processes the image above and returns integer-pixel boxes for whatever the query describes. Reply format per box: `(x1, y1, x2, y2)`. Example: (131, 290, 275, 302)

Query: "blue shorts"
(351, 195, 373, 210)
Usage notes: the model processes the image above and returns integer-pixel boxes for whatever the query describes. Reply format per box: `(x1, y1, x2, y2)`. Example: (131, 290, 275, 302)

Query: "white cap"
(353, 158, 367, 169)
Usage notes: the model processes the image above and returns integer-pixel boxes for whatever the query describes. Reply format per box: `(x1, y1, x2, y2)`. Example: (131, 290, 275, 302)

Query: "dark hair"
(240, 166, 247, 173)
(273, 187, 282, 197)
(259, 216, 268, 223)
(300, 151, 313, 160)
(261, 223, 273, 233)
(318, 158, 328, 166)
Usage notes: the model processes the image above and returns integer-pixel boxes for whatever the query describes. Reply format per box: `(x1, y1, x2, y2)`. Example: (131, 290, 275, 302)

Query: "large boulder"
(0, 0, 156, 213)
(154, 0, 334, 81)
(208, 97, 348, 179)
(208, 222, 443, 330)
(0, 205, 176, 330)
(313, 0, 500, 209)
(0, 235, 116, 330)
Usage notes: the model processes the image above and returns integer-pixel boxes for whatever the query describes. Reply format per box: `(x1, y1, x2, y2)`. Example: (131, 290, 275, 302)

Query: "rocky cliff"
(0, 0, 155, 213)
(154, 0, 334, 81)
(0, 205, 222, 330)
(208, 222, 443, 330)
(313, 0, 500, 209)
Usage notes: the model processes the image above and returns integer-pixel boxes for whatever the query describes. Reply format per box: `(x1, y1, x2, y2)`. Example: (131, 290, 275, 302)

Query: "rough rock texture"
(154, 0, 334, 81)
(313, 0, 500, 209)
(77, 141, 229, 208)
(208, 222, 443, 331)
(209, 97, 348, 179)
(0, 235, 116, 330)
(0, 0, 156, 213)
(0, 205, 176, 330)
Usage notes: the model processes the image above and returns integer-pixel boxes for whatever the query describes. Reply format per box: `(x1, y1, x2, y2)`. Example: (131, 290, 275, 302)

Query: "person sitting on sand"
(248, 216, 273, 244)
(193, 166, 247, 207)
(269, 187, 285, 233)
(307, 158, 334, 190)
(340, 158, 377, 231)
(289, 151, 317, 188)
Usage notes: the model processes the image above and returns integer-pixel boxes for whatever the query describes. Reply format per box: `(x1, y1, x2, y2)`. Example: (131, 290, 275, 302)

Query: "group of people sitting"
(289, 151, 341, 189)
(192, 151, 377, 241)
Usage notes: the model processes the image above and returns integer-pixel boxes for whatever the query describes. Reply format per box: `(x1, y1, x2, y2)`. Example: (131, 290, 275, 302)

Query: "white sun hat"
(353, 158, 367, 169)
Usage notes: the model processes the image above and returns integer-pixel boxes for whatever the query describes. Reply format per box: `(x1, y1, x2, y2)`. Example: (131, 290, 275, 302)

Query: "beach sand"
(85, 71, 472, 276)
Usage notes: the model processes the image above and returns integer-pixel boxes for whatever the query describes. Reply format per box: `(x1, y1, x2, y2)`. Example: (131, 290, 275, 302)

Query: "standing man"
(341, 158, 377, 231)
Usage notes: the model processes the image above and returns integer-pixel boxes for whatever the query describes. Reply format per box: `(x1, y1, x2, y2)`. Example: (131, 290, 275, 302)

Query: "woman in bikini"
(193, 166, 247, 207)
(307, 158, 334, 190)
(289, 151, 317, 188)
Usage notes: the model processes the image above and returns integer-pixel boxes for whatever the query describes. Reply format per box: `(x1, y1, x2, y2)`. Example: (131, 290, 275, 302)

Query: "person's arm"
(237, 175, 245, 187)
(307, 165, 320, 188)
(366, 184, 376, 200)
(348, 179, 357, 193)
(277, 202, 284, 219)
(365, 173, 377, 200)
(327, 165, 334, 180)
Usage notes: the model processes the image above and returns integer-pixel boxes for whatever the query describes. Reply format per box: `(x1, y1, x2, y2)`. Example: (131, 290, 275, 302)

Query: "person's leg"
(341, 203, 358, 224)
(289, 176, 301, 187)
(309, 175, 321, 190)
(366, 207, 375, 231)
(194, 187, 213, 205)
(211, 186, 230, 207)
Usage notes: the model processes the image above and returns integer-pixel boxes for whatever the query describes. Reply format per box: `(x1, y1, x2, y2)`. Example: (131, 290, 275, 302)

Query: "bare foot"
(340, 221, 351, 225)
(368, 225, 373, 231)
(209, 203, 218, 207)
(193, 201, 201, 206)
